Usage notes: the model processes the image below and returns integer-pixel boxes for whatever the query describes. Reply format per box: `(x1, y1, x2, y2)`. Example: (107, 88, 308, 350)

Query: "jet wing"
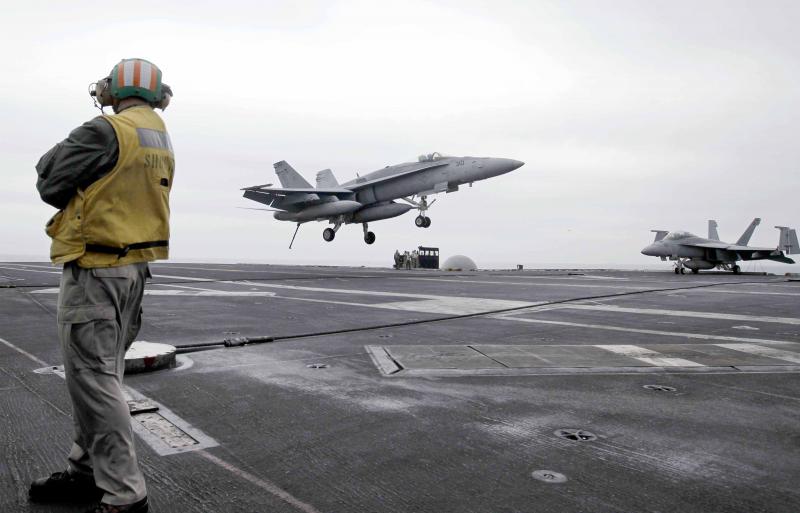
(721, 244, 776, 252)
(690, 241, 776, 252)
(684, 241, 730, 250)
(688, 240, 792, 262)
(346, 161, 449, 190)
(241, 186, 353, 195)
(242, 186, 354, 210)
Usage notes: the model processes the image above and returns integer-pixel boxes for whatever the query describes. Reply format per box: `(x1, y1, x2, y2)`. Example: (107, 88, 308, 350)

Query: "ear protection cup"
(156, 83, 172, 110)
(90, 77, 114, 107)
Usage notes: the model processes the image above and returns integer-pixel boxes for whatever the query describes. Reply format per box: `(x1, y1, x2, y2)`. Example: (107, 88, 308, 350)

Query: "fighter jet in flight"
(241, 152, 524, 246)
(641, 218, 798, 274)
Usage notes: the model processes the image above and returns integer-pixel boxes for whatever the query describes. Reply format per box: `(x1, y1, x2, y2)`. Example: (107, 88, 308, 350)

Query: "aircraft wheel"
(423, 217, 431, 228)
(415, 215, 426, 227)
(679, 267, 686, 274)
(674, 268, 679, 274)
(323, 228, 336, 242)
(692, 268, 699, 274)
(732, 265, 741, 274)
(364, 231, 376, 244)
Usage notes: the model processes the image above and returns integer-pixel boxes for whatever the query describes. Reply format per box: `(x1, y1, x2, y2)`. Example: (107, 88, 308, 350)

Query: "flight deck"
(1, 263, 799, 512)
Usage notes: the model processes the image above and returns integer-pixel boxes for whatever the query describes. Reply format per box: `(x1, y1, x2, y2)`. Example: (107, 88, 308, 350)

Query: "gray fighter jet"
(641, 218, 798, 274)
(242, 152, 523, 246)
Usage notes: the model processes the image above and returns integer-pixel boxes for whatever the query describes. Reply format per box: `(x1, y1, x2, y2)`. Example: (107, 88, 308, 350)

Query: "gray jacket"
(36, 117, 119, 209)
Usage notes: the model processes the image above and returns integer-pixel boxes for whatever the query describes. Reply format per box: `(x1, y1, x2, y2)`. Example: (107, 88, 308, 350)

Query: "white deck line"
(714, 344, 800, 364)
(595, 344, 705, 367)
(404, 277, 648, 290)
(0, 336, 49, 366)
(564, 304, 800, 325)
(703, 289, 800, 297)
(0, 265, 61, 275)
(492, 315, 799, 345)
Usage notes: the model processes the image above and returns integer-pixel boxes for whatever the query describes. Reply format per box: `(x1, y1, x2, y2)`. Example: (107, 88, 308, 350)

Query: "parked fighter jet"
(641, 218, 799, 274)
(241, 152, 523, 246)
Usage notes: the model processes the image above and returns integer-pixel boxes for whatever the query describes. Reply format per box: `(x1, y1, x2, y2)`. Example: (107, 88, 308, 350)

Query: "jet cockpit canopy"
(664, 231, 696, 240)
(418, 152, 449, 162)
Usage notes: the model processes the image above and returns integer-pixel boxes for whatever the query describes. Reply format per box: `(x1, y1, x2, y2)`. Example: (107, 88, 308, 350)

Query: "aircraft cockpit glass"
(418, 152, 448, 162)
(665, 231, 695, 240)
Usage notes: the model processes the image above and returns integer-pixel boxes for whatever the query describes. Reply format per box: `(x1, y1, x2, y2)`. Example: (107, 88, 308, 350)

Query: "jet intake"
(274, 200, 362, 222)
(353, 202, 413, 223)
(685, 259, 716, 271)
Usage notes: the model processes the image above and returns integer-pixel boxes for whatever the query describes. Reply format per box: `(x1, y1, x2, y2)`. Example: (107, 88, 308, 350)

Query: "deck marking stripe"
(564, 304, 800, 325)
(0, 263, 58, 269)
(153, 283, 535, 315)
(197, 450, 323, 513)
(0, 336, 49, 366)
(151, 273, 219, 282)
(0, 265, 61, 275)
(714, 344, 800, 364)
(405, 277, 649, 290)
(706, 289, 800, 297)
(492, 315, 798, 344)
(595, 344, 705, 367)
(0, 366, 71, 417)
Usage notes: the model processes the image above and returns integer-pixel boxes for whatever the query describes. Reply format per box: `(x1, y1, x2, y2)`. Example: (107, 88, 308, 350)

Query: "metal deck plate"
(368, 342, 800, 376)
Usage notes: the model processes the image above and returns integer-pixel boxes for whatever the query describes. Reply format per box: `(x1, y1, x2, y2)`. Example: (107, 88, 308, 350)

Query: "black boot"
(29, 470, 103, 503)
(85, 496, 148, 513)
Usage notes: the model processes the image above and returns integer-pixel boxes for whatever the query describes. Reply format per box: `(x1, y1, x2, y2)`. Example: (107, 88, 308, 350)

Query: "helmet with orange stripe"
(90, 58, 172, 112)
(109, 58, 163, 103)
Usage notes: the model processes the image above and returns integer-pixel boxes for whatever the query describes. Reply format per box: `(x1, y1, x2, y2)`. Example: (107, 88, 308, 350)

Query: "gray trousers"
(57, 262, 149, 505)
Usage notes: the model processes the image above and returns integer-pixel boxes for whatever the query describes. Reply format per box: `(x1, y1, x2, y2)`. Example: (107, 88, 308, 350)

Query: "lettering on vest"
(144, 153, 175, 172)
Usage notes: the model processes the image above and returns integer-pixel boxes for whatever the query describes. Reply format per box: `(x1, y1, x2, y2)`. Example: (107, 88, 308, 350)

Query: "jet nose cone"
(641, 244, 657, 256)
(490, 158, 524, 176)
(498, 158, 524, 172)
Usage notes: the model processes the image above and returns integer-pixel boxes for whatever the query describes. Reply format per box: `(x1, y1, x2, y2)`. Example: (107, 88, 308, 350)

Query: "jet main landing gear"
(415, 215, 431, 228)
(322, 220, 376, 245)
(363, 223, 376, 245)
(323, 219, 343, 242)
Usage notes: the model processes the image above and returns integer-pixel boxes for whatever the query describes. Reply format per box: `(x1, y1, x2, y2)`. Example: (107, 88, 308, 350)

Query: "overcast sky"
(1, 0, 798, 270)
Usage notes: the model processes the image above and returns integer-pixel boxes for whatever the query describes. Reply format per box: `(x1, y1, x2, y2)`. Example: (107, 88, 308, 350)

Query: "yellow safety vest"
(46, 106, 174, 267)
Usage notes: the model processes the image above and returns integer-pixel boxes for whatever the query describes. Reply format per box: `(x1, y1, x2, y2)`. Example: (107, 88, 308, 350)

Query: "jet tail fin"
(316, 169, 339, 188)
(708, 220, 719, 241)
(775, 226, 799, 254)
(274, 161, 312, 188)
(651, 230, 669, 242)
(736, 218, 761, 246)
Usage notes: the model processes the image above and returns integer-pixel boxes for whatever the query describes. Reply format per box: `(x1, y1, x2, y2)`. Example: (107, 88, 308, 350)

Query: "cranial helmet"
(91, 58, 172, 111)
(110, 58, 163, 102)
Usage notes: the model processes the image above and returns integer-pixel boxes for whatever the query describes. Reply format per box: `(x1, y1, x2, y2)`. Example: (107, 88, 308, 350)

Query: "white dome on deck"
(442, 255, 477, 271)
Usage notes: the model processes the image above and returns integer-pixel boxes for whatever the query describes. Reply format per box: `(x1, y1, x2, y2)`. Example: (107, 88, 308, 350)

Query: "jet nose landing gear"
(402, 195, 434, 228)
